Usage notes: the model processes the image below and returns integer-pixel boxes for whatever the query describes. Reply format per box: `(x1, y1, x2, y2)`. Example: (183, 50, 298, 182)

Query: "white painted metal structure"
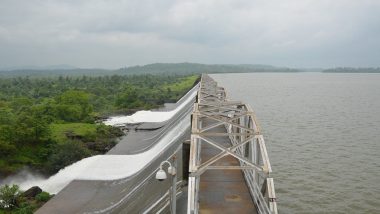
(187, 74, 278, 214)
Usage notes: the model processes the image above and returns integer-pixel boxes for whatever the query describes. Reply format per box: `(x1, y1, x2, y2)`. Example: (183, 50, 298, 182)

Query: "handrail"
(187, 74, 277, 214)
(142, 181, 184, 214)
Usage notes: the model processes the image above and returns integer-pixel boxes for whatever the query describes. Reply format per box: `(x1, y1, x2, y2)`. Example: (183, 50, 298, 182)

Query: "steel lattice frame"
(187, 74, 278, 214)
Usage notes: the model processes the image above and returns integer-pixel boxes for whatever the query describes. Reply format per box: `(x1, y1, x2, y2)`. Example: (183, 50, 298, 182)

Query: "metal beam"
(187, 74, 276, 214)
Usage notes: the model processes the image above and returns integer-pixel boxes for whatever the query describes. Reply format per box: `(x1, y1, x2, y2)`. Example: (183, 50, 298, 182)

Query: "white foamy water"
(0, 169, 46, 190)
(104, 89, 197, 126)
(13, 115, 190, 194)
(5, 87, 197, 194)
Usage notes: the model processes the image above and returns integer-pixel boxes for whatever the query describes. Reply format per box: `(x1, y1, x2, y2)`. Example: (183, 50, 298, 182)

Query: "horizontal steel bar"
(195, 132, 255, 137)
(205, 166, 258, 170)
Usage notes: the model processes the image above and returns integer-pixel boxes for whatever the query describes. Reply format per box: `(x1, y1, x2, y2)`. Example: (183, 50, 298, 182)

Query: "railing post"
(170, 157, 177, 214)
(187, 176, 198, 214)
(255, 136, 261, 185)
(267, 178, 278, 214)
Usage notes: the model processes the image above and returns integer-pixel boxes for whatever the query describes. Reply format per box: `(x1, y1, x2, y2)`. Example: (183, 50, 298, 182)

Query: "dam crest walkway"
(187, 74, 277, 214)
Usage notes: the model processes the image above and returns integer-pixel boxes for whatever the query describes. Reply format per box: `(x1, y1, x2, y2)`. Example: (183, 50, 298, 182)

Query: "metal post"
(171, 157, 177, 214)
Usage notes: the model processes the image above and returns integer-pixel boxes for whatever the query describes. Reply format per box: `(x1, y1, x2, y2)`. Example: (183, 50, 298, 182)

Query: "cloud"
(0, 0, 379, 68)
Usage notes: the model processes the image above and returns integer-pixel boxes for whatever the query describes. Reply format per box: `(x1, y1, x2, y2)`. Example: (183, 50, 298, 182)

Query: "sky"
(0, 0, 379, 69)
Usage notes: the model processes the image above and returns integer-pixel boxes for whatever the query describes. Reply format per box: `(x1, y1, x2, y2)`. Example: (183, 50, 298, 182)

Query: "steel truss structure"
(187, 74, 278, 214)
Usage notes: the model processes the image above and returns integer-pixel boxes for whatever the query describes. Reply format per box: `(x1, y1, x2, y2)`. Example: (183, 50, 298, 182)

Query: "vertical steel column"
(170, 158, 177, 214)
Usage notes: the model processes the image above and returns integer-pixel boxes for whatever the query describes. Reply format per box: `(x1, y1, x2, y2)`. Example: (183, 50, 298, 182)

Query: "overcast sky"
(0, 0, 379, 69)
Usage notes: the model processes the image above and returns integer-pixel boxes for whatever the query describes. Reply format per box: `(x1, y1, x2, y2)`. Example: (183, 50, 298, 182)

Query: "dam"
(36, 74, 277, 214)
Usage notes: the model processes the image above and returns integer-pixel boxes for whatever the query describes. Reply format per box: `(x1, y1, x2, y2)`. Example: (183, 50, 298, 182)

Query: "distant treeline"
(0, 68, 116, 78)
(322, 67, 380, 73)
(0, 63, 300, 77)
(3, 64, 380, 77)
(118, 63, 300, 75)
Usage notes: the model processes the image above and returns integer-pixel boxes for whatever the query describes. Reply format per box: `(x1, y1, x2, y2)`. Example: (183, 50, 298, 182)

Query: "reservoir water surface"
(212, 73, 380, 214)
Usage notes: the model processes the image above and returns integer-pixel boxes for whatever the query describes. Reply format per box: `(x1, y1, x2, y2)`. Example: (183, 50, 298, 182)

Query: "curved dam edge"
(35, 84, 198, 213)
(107, 84, 198, 155)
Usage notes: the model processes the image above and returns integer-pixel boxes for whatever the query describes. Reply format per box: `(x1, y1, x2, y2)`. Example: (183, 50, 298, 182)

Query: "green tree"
(10, 97, 33, 113)
(13, 112, 50, 144)
(115, 88, 144, 109)
(0, 108, 15, 142)
(55, 90, 93, 122)
(0, 184, 21, 209)
(35, 192, 51, 202)
(46, 141, 91, 174)
(0, 140, 16, 157)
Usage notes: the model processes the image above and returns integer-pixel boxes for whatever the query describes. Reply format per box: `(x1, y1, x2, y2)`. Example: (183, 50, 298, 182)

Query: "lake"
(211, 73, 380, 214)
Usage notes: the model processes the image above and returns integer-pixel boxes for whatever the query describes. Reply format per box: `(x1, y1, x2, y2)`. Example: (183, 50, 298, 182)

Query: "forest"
(0, 74, 199, 178)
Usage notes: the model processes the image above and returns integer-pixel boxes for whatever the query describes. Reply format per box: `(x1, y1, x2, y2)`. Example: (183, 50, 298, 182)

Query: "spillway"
(12, 86, 197, 194)
(104, 88, 197, 125)
(35, 84, 198, 213)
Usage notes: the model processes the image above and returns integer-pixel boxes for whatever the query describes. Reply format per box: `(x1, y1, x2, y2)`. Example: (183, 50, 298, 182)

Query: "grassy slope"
(164, 75, 198, 92)
(50, 123, 97, 144)
(163, 75, 198, 100)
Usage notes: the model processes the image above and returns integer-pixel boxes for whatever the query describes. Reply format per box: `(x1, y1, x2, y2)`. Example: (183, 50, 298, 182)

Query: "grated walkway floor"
(197, 119, 257, 214)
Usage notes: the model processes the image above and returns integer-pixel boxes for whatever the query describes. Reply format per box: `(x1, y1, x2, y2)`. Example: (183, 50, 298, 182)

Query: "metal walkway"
(187, 74, 278, 214)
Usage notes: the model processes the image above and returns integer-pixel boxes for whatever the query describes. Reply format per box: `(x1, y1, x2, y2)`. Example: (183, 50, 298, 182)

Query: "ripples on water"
(212, 73, 380, 214)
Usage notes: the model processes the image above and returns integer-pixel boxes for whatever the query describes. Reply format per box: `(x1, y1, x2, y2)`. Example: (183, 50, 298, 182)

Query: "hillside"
(119, 63, 299, 74)
(0, 63, 300, 77)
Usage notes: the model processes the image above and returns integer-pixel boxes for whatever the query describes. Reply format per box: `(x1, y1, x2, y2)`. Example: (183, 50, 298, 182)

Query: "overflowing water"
(104, 89, 197, 126)
(212, 73, 380, 214)
(2, 89, 196, 194)
(19, 116, 189, 194)
(0, 168, 45, 190)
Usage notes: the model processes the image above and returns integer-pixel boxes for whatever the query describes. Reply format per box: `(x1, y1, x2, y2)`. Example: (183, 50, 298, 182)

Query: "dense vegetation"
(0, 74, 199, 177)
(0, 184, 51, 213)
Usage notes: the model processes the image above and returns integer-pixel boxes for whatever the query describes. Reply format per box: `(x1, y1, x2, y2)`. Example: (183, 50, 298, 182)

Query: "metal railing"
(142, 180, 184, 214)
(187, 74, 277, 214)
